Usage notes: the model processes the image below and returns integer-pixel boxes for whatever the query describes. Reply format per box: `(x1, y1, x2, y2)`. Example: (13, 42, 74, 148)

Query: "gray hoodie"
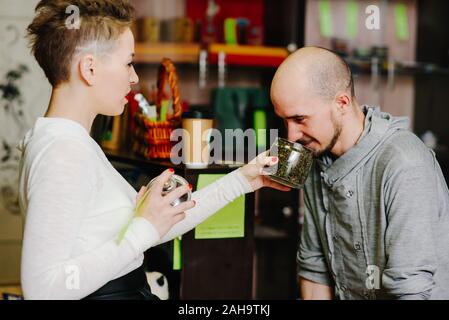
(297, 106, 449, 300)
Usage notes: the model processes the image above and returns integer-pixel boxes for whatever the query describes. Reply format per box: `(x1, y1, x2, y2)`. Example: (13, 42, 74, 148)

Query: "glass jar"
(266, 137, 313, 189)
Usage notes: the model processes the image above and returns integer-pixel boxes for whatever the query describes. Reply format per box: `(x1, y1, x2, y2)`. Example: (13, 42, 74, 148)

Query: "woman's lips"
(124, 91, 131, 103)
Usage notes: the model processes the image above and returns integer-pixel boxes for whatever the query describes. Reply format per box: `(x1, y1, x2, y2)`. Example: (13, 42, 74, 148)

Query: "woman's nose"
(130, 67, 139, 85)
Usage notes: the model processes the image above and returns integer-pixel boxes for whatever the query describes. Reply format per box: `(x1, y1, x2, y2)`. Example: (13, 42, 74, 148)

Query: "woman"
(18, 0, 289, 300)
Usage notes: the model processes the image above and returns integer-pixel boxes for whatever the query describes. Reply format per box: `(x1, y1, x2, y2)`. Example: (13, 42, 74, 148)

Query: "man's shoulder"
(375, 128, 434, 171)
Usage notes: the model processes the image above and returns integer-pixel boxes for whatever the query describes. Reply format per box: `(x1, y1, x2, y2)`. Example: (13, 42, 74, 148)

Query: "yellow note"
(194, 174, 245, 239)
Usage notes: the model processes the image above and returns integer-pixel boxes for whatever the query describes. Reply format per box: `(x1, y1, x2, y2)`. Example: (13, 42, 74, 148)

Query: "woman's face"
(94, 27, 139, 116)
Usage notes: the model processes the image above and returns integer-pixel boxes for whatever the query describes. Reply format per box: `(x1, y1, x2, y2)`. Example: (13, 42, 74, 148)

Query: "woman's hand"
(136, 169, 196, 238)
(239, 151, 291, 192)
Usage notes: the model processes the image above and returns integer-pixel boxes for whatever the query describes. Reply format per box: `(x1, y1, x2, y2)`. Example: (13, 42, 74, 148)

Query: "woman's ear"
(79, 54, 96, 86)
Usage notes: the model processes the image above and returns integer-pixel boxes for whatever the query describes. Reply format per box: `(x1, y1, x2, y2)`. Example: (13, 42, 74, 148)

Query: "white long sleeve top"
(18, 117, 253, 300)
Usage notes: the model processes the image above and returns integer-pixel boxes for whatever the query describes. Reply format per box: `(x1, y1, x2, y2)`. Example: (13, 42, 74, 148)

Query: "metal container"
(147, 174, 191, 207)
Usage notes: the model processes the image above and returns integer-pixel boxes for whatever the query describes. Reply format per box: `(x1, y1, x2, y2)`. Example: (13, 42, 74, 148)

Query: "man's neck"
(331, 104, 365, 157)
(45, 84, 97, 133)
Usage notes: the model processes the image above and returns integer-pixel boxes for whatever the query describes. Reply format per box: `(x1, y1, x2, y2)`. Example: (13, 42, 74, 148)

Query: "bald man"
(271, 47, 449, 300)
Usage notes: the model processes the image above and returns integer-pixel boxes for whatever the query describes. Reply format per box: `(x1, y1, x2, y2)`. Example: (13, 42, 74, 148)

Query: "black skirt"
(83, 265, 160, 300)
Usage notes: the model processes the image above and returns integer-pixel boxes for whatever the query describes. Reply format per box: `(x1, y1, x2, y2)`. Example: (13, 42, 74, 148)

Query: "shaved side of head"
(307, 47, 355, 101)
(273, 46, 355, 103)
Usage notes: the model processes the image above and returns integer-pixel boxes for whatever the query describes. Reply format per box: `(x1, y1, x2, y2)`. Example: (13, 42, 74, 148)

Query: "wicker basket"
(132, 58, 182, 159)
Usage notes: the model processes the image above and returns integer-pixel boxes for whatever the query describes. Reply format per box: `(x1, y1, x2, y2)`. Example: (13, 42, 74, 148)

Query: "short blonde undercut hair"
(27, 0, 135, 87)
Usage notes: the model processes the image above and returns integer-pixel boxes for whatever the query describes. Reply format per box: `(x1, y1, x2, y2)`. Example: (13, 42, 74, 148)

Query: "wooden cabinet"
(181, 171, 256, 299)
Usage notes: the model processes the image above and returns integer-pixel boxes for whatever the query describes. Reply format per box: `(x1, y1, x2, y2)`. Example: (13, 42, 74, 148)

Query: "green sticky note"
(173, 237, 182, 270)
(346, 1, 358, 39)
(318, 0, 332, 38)
(224, 18, 238, 45)
(395, 3, 409, 40)
(194, 174, 245, 239)
(253, 110, 266, 149)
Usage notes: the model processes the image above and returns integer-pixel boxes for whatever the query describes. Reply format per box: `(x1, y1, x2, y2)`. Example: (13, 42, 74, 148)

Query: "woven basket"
(133, 58, 182, 159)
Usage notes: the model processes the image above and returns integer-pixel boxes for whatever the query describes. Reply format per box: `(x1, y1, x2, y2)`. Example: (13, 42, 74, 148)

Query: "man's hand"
(299, 277, 334, 300)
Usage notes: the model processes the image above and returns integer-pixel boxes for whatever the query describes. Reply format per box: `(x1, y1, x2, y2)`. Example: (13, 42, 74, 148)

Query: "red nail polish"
(169, 168, 174, 173)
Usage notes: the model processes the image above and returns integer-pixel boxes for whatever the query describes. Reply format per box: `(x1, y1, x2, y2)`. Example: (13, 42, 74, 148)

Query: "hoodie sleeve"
(297, 181, 333, 287)
(21, 139, 160, 300)
(382, 158, 440, 300)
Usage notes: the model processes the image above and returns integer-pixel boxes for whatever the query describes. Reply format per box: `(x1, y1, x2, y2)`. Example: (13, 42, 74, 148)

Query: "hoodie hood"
(317, 105, 410, 188)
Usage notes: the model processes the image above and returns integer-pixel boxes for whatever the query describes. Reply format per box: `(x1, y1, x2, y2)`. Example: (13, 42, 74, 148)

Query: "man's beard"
(298, 114, 342, 158)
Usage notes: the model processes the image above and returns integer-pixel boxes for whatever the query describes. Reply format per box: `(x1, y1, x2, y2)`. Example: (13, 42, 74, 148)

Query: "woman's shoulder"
(35, 117, 92, 142)
(22, 117, 99, 166)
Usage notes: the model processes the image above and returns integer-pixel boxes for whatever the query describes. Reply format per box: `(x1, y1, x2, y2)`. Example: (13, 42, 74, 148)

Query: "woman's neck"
(45, 83, 97, 133)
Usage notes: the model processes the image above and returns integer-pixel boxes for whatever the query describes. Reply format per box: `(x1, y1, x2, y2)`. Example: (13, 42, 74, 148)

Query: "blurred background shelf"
(133, 43, 449, 76)
(208, 43, 289, 67)
(346, 58, 449, 76)
(134, 42, 201, 64)
(134, 42, 289, 68)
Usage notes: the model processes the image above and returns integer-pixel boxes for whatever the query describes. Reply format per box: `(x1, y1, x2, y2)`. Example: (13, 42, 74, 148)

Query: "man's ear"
(79, 54, 96, 86)
(334, 92, 352, 115)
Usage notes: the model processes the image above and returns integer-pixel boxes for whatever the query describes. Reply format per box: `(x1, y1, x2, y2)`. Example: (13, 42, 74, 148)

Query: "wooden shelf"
(134, 42, 201, 64)
(208, 43, 289, 67)
(134, 42, 289, 67)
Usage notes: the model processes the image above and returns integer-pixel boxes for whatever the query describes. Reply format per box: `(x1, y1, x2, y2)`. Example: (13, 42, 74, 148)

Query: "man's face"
(272, 80, 342, 158)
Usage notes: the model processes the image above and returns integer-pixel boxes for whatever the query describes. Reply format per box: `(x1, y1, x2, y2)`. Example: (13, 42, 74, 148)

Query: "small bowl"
(265, 137, 313, 189)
